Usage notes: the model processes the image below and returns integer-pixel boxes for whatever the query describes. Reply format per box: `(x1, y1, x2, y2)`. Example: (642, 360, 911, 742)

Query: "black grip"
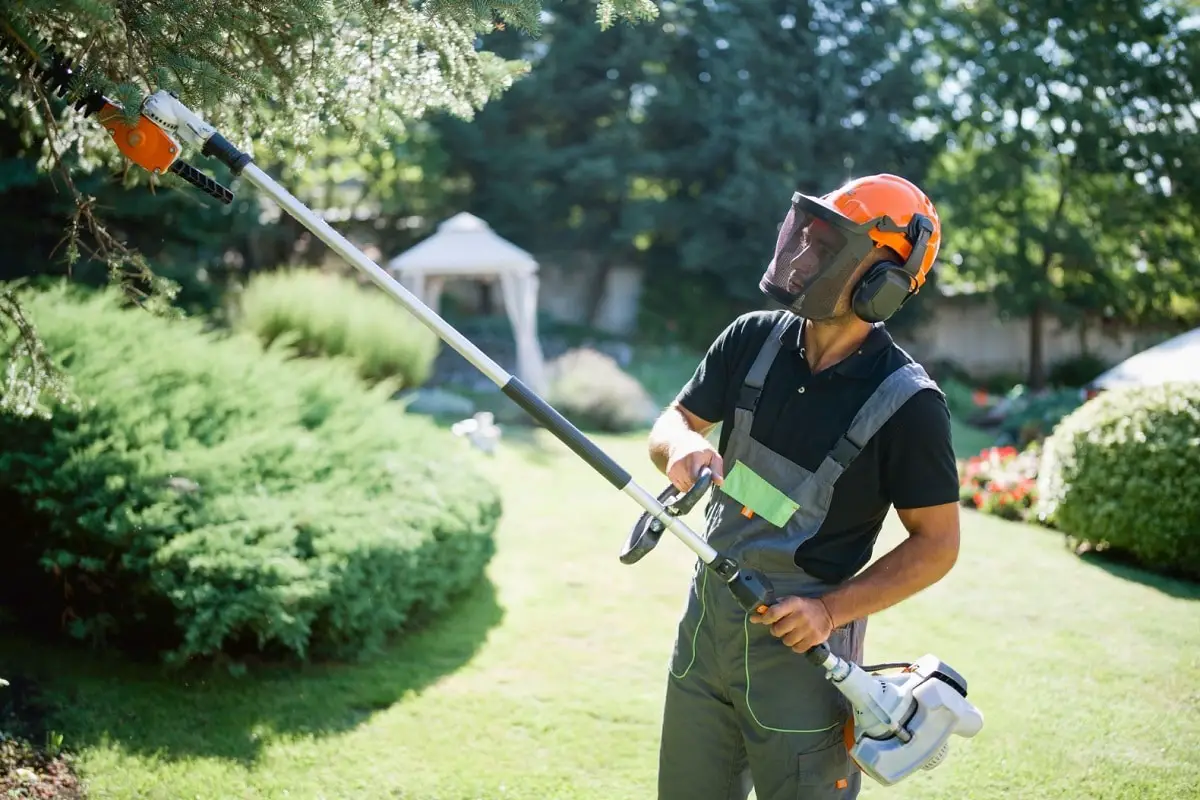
(201, 133, 253, 174)
(501, 377, 631, 489)
(727, 566, 777, 614)
(168, 160, 233, 204)
(804, 642, 833, 666)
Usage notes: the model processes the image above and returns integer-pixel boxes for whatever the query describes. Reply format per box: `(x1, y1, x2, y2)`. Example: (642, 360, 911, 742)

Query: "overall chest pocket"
(716, 451, 834, 537)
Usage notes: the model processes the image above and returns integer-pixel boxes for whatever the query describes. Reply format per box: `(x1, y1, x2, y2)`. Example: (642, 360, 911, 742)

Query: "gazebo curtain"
(397, 269, 546, 394)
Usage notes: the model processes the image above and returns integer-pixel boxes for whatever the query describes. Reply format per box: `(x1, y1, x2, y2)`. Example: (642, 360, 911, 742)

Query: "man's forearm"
(819, 532, 957, 630)
(648, 405, 693, 473)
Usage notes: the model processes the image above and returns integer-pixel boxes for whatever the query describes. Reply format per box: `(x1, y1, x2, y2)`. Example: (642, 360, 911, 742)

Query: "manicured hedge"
(1037, 382, 1200, 579)
(0, 285, 499, 666)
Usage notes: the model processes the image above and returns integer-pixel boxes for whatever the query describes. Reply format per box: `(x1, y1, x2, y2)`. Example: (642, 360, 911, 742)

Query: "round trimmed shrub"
(0, 284, 499, 667)
(544, 347, 658, 433)
(1036, 382, 1200, 578)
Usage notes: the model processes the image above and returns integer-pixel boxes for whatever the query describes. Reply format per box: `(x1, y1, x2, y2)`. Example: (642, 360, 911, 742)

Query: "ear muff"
(851, 260, 914, 323)
(851, 212, 935, 323)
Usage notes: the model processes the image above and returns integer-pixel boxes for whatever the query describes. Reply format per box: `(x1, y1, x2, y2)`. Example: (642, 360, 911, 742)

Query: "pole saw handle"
(670, 466, 714, 516)
(619, 467, 714, 565)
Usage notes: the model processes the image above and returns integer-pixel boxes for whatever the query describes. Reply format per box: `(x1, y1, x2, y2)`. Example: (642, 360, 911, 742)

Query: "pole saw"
(4, 37, 984, 787)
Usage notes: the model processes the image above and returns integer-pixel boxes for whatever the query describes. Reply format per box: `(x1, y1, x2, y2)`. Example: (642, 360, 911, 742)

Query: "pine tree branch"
(0, 283, 77, 419)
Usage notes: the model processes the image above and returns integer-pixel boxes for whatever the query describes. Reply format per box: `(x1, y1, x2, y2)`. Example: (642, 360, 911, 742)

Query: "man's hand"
(665, 431, 724, 491)
(649, 402, 724, 490)
(750, 596, 835, 654)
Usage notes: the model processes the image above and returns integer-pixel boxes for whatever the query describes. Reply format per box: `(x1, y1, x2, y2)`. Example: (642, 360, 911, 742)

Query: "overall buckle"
(829, 435, 862, 468)
(736, 384, 761, 412)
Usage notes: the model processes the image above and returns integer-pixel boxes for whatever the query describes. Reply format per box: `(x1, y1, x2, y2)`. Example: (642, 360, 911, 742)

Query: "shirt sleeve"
(881, 388, 961, 510)
(674, 317, 742, 424)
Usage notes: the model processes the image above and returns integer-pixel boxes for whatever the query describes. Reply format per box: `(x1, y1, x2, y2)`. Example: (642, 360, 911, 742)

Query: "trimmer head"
(846, 655, 984, 786)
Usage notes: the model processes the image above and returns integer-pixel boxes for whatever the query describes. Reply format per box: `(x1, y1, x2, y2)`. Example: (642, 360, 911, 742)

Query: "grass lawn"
(2, 425, 1197, 799)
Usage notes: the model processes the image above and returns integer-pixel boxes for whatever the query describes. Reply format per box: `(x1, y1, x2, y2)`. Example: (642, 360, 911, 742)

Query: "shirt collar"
(781, 315, 894, 378)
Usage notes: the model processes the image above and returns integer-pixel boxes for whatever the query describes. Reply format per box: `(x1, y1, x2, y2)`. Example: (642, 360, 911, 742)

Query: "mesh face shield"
(759, 192, 878, 320)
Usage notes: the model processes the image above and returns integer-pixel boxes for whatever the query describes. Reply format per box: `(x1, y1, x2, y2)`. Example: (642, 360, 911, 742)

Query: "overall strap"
(732, 313, 793, 433)
(812, 362, 943, 486)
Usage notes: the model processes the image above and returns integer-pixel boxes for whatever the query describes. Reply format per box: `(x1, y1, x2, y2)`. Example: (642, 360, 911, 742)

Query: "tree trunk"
(1029, 151, 1075, 391)
(586, 260, 615, 328)
(1029, 301, 1046, 389)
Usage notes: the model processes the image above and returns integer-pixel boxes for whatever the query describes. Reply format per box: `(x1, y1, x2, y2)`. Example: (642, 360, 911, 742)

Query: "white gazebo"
(386, 212, 546, 393)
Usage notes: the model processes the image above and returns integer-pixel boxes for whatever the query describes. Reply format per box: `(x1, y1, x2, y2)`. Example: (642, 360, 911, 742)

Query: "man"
(647, 173, 962, 800)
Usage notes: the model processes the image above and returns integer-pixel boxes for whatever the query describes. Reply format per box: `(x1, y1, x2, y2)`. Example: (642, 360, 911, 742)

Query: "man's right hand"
(665, 432, 724, 492)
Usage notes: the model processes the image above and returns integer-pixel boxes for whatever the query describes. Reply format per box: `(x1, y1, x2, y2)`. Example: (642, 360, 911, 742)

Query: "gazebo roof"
(386, 212, 537, 277)
(1091, 326, 1200, 390)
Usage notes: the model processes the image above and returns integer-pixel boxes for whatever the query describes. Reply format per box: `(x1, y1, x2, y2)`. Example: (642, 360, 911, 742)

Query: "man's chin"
(806, 306, 859, 326)
(760, 294, 853, 325)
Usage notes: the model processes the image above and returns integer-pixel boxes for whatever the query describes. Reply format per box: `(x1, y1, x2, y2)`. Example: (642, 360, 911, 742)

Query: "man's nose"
(789, 246, 823, 280)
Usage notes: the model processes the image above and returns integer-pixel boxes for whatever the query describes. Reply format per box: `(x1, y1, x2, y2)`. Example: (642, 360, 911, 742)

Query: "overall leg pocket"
(820, 620, 866, 721)
(736, 613, 846, 736)
(828, 618, 866, 664)
(794, 739, 858, 799)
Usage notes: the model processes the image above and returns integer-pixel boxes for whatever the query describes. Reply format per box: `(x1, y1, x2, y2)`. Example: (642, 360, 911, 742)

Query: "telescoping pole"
(238, 158, 722, 563)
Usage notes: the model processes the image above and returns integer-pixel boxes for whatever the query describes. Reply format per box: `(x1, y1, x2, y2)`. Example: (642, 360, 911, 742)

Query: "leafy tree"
(634, 0, 942, 344)
(432, 0, 668, 327)
(0, 0, 660, 414)
(433, 0, 942, 349)
(925, 0, 1200, 388)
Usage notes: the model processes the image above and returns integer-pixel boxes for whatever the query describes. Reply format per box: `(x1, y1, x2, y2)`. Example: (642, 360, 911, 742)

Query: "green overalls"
(658, 314, 942, 800)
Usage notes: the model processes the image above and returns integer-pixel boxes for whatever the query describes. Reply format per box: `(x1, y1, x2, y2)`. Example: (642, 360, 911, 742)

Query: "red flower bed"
(958, 445, 1041, 522)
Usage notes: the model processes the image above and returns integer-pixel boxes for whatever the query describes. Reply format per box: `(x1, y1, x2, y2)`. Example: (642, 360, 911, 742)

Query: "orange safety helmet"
(759, 173, 942, 322)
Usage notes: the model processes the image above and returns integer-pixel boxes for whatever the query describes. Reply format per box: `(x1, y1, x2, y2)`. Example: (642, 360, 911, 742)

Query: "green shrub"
(1036, 382, 1200, 578)
(232, 268, 440, 390)
(544, 347, 658, 433)
(0, 284, 499, 667)
(977, 371, 1025, 395)
(625, 343, 706, 408)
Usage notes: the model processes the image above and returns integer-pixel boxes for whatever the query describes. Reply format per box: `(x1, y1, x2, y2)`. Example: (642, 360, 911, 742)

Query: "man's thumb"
(754, 602, 784, 625)
(709, 454, 725, 485)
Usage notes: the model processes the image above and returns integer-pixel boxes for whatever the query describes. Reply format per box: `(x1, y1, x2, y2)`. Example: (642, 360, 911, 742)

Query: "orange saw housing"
(96, 101, 180, 174)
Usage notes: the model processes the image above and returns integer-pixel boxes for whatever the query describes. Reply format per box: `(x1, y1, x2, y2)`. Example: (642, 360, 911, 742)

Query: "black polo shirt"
(675, 309, 959, 584)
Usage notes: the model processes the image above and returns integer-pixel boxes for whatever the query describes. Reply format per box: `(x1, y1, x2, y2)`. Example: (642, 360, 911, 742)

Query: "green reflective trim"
(719, 461, 798, 527)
